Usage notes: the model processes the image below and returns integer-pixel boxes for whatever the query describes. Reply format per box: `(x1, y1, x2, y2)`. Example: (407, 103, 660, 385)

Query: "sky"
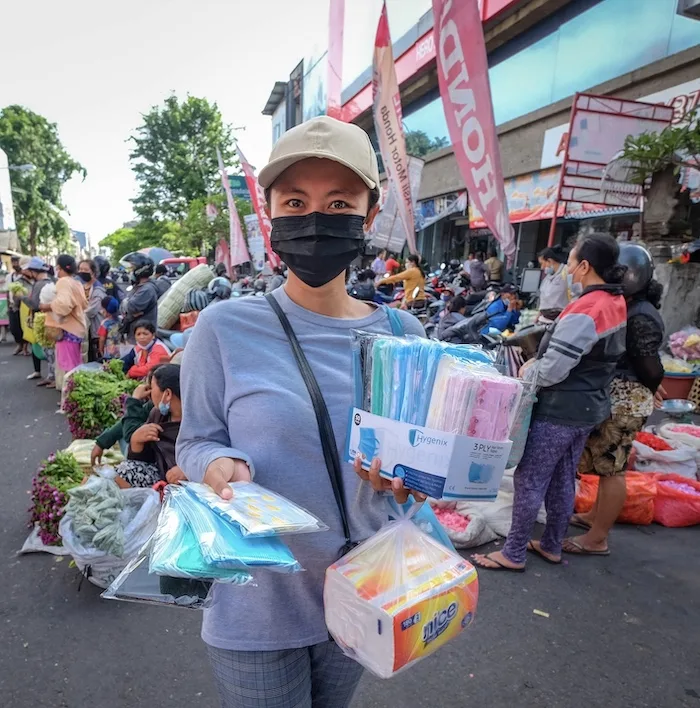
(1, 0, 331, 246)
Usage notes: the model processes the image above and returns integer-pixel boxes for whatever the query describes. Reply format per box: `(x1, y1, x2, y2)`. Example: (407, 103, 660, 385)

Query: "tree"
(0, 105, 85, 254)
(130, 95, 235, 224)
(621, 112, 700, 250)
(404, 129, 450, 158)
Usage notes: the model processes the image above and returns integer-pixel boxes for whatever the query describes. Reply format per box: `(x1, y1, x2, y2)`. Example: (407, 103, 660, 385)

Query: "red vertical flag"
(236, 145, 280, 268)
(432, 0, 515, 263)
(326, 0, 345, 119)
(372, 1, 418, 255)
(217, 148, 250, 267)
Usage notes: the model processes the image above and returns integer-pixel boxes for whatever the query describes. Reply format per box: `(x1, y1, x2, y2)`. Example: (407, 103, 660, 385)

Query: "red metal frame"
(547, 92, 674, 246)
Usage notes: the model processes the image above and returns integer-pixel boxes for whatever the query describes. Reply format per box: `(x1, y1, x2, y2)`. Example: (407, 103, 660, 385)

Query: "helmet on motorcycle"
(617, 242, 653, 296)
(207, 276, 231, 295)
(94, 255, 111, 279)
(254, 278, 266, 293)
(210, 281, 232, 301)
(120, 252, 155, 280)
(448, 259, 461, 271)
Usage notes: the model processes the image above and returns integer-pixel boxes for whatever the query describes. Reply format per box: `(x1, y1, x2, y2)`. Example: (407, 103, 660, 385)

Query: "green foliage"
(0, 105, 85, 254)
(130, 94, 235, 223)
(621, 111, 700, 184)
(404, 129, 450, 158)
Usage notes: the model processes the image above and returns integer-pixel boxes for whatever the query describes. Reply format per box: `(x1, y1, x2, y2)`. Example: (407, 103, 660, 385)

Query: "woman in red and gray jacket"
(474, 233, 627, 572)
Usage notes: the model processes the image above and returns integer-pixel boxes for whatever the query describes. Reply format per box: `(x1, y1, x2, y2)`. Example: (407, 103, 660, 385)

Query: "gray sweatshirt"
(176, 288, 424, 651)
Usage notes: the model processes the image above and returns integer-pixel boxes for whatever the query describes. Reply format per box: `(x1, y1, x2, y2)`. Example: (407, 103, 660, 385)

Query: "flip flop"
(471, 553, 525, 573)
(527, 541, 561, 565)
(570, 514, 592, 530)
(562, 538, 610, 556)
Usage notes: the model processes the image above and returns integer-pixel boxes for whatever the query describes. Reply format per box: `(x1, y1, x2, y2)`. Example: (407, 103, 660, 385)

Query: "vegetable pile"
(33, 312, 54, 349)
(28, 452, 82, 546)
(635, 431, 673, 451)
(8, 282, 27, 298)
(63, 360, 138, 439)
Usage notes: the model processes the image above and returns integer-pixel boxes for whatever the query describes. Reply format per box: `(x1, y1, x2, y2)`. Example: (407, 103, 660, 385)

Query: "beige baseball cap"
(258, 116, 380, 192)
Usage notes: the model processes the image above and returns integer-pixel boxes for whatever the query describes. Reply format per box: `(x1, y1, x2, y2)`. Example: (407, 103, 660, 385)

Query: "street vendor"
(537, 245, 569, 322)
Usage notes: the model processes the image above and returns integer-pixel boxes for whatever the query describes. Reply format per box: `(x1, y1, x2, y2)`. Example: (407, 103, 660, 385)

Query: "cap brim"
(258, 150, 377, 191)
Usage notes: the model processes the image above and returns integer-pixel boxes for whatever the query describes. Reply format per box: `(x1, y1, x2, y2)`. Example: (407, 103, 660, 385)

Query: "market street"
(1, 343, 700, 708)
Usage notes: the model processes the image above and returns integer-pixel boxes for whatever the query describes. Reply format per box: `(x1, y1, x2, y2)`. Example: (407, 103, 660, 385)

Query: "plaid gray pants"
(207, 640, 363, 708)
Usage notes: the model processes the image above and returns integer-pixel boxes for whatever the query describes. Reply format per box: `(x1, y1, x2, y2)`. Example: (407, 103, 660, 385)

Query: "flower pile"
(28, 451, 83, 546)
(63, 360, 139, 439)
(669, 328, 700, 364)
(635, 431, 673, 451)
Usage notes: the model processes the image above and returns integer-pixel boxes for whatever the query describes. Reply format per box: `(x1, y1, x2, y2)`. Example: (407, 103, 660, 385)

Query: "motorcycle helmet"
(448, 258, 461, 272)
(253, 278, 266, 293)
(94, 255, 111, 279)
(121, 252, 155, 281)
(617, 242, 653, 296)
(207, 276, 231, 295)
(209, 278, 232, 301)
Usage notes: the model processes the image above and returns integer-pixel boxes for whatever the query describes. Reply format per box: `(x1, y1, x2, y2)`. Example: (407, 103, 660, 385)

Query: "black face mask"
(78, 272, 93, 283)
(271, 212, 366, 288)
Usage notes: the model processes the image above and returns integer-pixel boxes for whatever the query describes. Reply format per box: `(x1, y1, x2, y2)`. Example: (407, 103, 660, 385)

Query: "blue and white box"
(346, 408, 512, 501)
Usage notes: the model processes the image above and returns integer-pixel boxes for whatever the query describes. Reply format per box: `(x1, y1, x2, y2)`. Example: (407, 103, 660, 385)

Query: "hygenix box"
(346, 408, 512, 501)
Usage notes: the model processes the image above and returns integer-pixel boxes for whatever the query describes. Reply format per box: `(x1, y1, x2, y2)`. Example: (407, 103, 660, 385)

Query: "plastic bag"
(185, 481, 328, 537)
(324, 518, 478, 679)
(575, 473, 657, 525)
(149, 487, 254, 584)
(658, 423, 700, 452)
(507, 384, 536, 468)
(631, 440, 697, 480)
(169, 484, 302, 573)
(430, 507, 497, 549)
(18, 524, 68, 556)
(653, 474, 700, 527)
(59, 487, 160, 588)
(102, 544, 217, 610)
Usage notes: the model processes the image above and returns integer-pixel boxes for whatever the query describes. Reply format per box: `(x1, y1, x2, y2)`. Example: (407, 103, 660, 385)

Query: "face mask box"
(324, 521, 479, 679)
(346, 408, 512, 501)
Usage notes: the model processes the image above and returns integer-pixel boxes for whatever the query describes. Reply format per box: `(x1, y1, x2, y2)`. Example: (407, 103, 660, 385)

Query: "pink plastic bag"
(653, 474, 700, 527)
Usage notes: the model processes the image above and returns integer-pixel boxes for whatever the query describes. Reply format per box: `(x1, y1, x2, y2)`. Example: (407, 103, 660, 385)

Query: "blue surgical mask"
(544, 266, 554, 276)
(158, 393, 170, 416)
(566, 264, 583, 298)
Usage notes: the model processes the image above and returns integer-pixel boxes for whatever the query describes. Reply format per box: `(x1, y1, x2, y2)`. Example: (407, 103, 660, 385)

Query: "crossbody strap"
(265, 294, 355, 554)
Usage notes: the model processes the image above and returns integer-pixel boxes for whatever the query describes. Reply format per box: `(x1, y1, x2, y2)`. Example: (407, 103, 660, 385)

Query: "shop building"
(262, 0, 700, 270)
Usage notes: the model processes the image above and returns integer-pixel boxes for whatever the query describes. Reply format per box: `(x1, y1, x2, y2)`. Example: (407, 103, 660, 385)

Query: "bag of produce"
(653, 474, 700, 527)
(575, 473, 657, 525)
(631, 439, 697, 480)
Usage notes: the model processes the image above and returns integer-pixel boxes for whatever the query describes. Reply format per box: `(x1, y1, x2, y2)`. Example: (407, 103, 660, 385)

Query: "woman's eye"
(286, 199, 303, 208)
(330, 200, 349, 209)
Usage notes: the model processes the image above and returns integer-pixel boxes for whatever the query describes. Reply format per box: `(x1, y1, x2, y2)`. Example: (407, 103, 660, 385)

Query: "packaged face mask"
(185, 481, 328, 537)
(325, 520, 478, 678)
(171, 485, 302, 573)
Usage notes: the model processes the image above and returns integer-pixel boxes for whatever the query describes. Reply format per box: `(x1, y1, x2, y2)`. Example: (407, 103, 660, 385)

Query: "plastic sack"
(168, 485, 302, 572)
(575, 473, 657, 525)
(324, 518, 478, 679)
(102, 543, 216, 610)
(631, 440, 697, 480)
(185, 481, 328, 537)
(430, 506, 497, 549)
(18, 524, 68, 556)
(653, 474, 700, 527)
(63, 439, 123, 470)
(385, 496, 455, 550)
(149, 486, 254, 584)
(507, 385, 536, 468)
(59, 487, 160, 588)
(658, 423, 700, 451)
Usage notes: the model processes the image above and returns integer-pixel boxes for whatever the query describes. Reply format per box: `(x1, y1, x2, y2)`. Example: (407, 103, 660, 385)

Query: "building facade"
(262, 0, 700, 269)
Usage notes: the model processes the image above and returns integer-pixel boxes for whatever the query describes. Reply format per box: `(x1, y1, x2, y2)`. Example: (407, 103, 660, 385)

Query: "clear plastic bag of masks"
(184, 481, 328, 538)
(171, 484, 303, 573)
(426, 355, 523, 441)
(324, 503, 479, 679)
(350, 332, 498, 426)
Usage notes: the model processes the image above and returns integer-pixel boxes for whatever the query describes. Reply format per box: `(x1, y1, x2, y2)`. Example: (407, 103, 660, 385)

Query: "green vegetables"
(63, 363, 139, 439)
(8, 282, 27, 297)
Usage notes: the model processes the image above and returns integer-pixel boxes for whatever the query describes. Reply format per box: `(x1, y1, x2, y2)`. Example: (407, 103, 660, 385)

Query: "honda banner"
(217, 148, 250, 267)
(372, 1, 418, 255)
(236, 145, 280, 268)
(432, 0, 515, 262)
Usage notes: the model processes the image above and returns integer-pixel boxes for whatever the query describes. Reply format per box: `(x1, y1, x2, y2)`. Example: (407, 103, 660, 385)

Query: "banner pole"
(548, 93, 578, 247)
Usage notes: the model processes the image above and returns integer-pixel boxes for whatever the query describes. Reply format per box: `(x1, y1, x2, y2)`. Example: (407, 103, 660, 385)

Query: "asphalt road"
(1, 341, 699, 708)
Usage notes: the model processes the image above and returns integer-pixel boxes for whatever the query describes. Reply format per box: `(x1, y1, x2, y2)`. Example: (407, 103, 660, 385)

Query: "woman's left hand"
(654, 384, 667, 409)
(39, 303, 52, 312)
(353, 455, 427, 504)
(166, 465, 187, 484)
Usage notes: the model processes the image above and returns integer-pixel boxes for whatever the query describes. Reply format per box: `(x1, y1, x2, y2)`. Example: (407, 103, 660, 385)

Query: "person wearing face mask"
(473, 232, 627, 572)
(537, 245, 569, 322)
(480, 283, 521, 335)
(381, 253, 426, 305)
(20, 257, 54, 382)
(121, 320, 170, 379)
(176, 115, 425, 707)
(40, 254, 87, 392)
(121, 253, 159, 342)
(78, 259, 106, 362)
(115, 364, 185, 488)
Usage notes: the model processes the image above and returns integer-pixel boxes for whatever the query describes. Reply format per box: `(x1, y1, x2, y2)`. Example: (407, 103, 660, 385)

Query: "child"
(121, 319, 170, 379)
(98, 296, 122, 360)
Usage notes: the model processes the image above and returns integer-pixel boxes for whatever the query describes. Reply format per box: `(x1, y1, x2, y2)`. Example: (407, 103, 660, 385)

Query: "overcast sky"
(1, 0, 332, 245)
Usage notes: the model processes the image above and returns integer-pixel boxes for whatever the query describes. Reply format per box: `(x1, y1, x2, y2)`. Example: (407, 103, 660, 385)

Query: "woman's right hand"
(91, 444, 103, 467)
(203, 458, 251, 499)
(131, 423, 162, 445)
(132, 383, 151, 400)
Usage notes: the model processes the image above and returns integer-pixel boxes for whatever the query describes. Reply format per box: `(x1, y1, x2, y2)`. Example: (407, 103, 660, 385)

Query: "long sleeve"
(176, 311, 255, 483)
(126, 282, 157, 317)
(127, 342, 170, 379)
(627, 314, 664, 393)
(96, 421, 123, 450)
(122, 399, 152, 443)
(50, 278, 75, 318)
(382, 269, 409, 286)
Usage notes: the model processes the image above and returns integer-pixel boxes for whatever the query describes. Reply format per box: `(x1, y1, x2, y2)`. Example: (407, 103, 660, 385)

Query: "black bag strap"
(265, 294, 355, 553)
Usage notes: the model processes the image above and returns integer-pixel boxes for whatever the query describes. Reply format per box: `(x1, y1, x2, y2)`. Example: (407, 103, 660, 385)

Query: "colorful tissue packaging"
(348, 334, 521, 500)
(324, 520, 479, 678)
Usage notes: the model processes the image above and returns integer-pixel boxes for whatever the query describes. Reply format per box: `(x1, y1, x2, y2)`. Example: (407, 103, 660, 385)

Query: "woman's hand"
(132, 383, 151, 401)
(166, 465, 187, 485)
(131, 423, 162, 445)
(90, 444, 103, 467)
(654, 384, 667, 409)
(518, 358, 535, 379)
(203, 458, 252, 499)
(39, 303, 52, 312)
(353, 456, 427, 504)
